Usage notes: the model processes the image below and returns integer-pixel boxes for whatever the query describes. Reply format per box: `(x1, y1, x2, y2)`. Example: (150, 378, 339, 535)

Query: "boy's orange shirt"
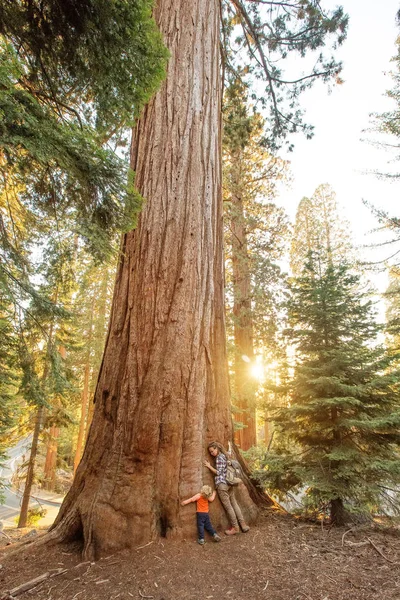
(196, 496, 209, 513)
(182, 490, 216, 511)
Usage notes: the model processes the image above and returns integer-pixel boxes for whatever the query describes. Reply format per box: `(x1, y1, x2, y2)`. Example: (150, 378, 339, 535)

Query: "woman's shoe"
(240, 523, 250, 533)
(224, 526, 239, 535)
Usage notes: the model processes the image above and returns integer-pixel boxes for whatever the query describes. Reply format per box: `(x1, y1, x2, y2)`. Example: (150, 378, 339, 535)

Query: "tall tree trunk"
(330, 497, 347, 526)
(18, 317, 56, 527)
(18, 405, 45, 527)
(44, 425, 60, 491)
(74, 296, 95, 474)
(230, 169, 257, 450)
(50, 0, 262, 560)
(73, 362, 91, 474)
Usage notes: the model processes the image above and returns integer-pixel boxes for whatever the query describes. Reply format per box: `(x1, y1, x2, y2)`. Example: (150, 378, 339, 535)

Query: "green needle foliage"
(222, 0, 348, 148)
(257, 255, 400, 523)
(0, 0, 167, 258)
(0, 0, 168, 132)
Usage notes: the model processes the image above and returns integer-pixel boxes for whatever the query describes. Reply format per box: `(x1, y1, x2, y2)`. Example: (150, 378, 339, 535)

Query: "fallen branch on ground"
(1, 568, 67, 599)
(366, 537, 399, 565)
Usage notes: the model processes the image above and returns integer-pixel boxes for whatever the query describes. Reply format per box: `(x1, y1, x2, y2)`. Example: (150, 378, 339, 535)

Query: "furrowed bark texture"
(50, 0, 259, 559)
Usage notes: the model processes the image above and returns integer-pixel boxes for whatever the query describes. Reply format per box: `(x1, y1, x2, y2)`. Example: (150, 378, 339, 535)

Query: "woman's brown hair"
(207, 441, 227, 456)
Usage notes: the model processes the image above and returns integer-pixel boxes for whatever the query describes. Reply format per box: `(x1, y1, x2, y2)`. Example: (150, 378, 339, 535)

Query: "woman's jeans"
(216, 483, 245, 528)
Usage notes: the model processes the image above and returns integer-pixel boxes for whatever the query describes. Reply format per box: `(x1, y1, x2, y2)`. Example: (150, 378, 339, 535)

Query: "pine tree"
(0, 298, 21, 500)
(290, 184, 352, 276)
(385, 267, 400, 347)
(221, 1, 348, 147)
(259, 256, 400, 524)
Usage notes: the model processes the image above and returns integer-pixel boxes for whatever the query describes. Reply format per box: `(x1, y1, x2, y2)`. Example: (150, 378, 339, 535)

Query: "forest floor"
(1, 509, 400, 600)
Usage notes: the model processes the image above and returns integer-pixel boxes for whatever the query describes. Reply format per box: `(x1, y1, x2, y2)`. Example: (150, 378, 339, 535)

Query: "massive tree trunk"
(50, 0, 261, 559)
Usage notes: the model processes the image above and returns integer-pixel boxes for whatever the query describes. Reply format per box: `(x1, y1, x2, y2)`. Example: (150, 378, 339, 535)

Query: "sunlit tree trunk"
(73, 363, 91, 474)
(44, 425, 60, 491)
(18, 404, 45, 527)
(50, 0, 263, 559)
(74, 297, 94, 473)
(230, 162, 257, 450)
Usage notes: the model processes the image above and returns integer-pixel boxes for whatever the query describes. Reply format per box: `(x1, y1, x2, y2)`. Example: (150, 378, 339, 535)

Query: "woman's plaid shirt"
(215, 452, 227, 486)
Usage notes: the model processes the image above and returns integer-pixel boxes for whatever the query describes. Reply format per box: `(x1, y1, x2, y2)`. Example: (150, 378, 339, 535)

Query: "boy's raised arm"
(181, 493, 201, 506)
(209, 490, 216, 502)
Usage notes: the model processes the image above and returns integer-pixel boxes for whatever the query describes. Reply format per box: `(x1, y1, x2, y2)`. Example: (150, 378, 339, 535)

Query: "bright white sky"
(276, 0, 399, 291)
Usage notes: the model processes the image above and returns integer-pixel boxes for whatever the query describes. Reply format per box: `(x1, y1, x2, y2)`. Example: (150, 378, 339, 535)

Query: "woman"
(204, 441, 250, 535)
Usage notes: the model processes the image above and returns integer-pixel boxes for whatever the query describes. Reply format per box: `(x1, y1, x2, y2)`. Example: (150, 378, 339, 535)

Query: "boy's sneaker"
(224, 526, 239, 536)
(213, 533, 221, 542)
(197, 538, 205, 545)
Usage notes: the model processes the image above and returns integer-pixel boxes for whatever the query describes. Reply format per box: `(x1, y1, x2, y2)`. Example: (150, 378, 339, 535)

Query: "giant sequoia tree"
(48, 0, 348, 558)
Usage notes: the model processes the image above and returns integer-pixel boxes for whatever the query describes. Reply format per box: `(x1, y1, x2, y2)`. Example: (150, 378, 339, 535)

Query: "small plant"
(15, 505, 47, 527)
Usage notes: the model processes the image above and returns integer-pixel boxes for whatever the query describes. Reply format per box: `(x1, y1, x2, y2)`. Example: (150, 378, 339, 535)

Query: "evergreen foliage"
(222, 0, 348, 147)
(256, 256, 400, 522)
(290, 184, 352, 276)
(224, 79, 289, 348)
(0, 0, 167, 134)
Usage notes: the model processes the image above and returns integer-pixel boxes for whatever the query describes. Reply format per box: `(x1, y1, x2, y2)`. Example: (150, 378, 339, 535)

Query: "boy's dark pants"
(196, 512, 217, 539)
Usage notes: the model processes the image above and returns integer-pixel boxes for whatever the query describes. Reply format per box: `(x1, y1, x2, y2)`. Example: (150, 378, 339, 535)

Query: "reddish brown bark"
(44, 425, 60, 491)
(50, 0, 262, 559)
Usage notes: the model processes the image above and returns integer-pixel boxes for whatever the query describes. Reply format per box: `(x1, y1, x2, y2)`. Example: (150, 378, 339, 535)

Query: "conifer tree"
(16, 215, 81, 523)
(258, 255, 400, 524)
(0, 298, 21, 499)
(290, 184, 352, 276)
(0, 0, 167, 508)
(72, 260, 116, 473)
(386, 267, 400, 344)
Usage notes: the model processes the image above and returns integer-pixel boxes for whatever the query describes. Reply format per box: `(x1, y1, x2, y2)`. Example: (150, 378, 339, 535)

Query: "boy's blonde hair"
(200, 485, 213, 499)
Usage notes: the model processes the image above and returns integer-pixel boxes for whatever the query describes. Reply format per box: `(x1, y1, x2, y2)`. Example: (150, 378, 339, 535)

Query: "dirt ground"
(1, 509, 400, 600)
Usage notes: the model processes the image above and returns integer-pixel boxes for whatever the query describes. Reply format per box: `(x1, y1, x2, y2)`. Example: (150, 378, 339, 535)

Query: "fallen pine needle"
(136, 541, 154, 551)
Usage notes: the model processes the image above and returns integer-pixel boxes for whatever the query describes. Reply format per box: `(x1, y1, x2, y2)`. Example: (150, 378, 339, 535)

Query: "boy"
(181, 485, 222, 545)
